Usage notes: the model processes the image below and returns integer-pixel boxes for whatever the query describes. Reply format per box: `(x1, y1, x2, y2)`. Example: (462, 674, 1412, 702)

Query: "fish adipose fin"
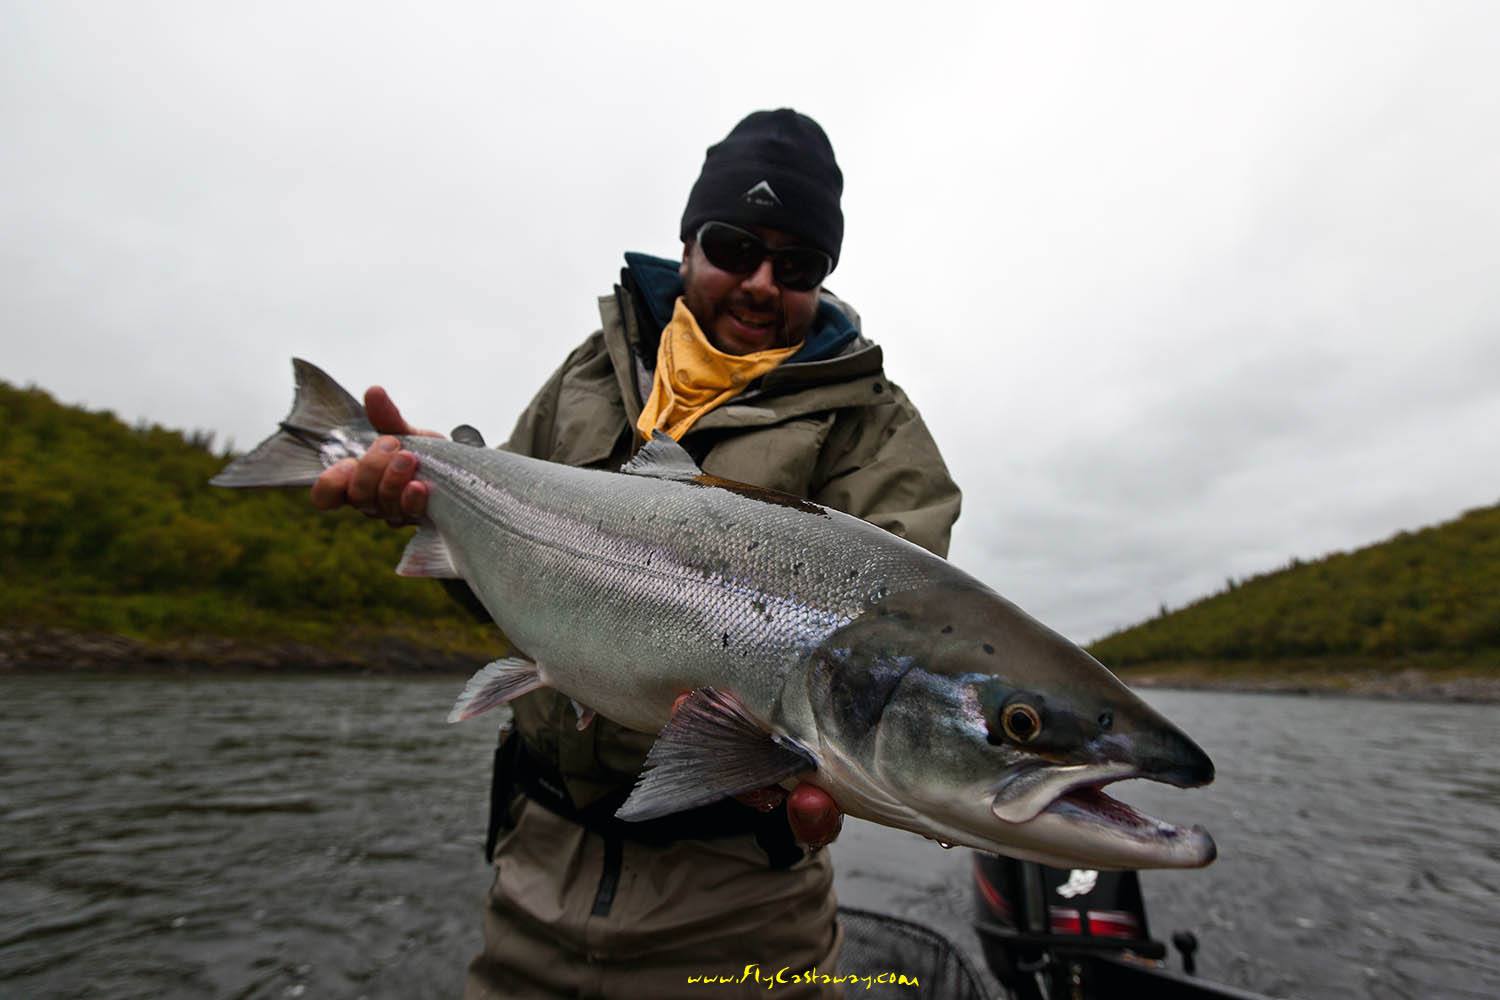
(396, 526, 463, 579)
(619, 430, 704, 481)
(447, 656, 546, 723)
(450, 423, 486, 447)
(210, 359, 377, 488)
(615, 687, 816, 822)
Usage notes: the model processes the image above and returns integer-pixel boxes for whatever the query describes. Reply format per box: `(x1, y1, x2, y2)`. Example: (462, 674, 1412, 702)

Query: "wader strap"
(590, 835, 624, 917)
(499, 735, 805, 870)
(483, 729, 523, 863)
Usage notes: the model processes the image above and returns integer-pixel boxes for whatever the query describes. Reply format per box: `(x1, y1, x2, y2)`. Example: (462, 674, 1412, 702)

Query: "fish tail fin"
(210, 359, 378, 488)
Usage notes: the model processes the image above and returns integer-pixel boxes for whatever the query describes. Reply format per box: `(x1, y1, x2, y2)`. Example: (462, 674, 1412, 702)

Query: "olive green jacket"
(502, 270, 962, 806)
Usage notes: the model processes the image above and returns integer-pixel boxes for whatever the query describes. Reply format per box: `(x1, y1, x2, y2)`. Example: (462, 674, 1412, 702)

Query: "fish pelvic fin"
(210, 358, 377, 488)
(447, 656, 546, 723)
(615, 687, 816, 822)
(396, 525, 463, 579)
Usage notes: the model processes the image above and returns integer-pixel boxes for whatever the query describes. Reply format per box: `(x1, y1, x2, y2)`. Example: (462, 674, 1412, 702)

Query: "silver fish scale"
(405, 439, 944, 732)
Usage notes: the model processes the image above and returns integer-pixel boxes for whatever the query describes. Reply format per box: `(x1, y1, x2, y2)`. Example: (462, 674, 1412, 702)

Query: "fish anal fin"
(615, 687, 816, 822)
(396, 525, 462, 579)
(447, 656, 545, 723)
(571, 699, 598, 731)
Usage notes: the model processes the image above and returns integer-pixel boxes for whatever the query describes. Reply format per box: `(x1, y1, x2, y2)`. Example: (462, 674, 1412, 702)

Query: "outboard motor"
(973, 854, 1160, 999)
(971, 855, 1269, 1000)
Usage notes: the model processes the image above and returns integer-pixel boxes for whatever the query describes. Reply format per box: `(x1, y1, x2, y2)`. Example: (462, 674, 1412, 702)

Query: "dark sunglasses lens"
(699, 225, 762, 273)
(771, 250, 829, 291)
(698, 223, 830, 291)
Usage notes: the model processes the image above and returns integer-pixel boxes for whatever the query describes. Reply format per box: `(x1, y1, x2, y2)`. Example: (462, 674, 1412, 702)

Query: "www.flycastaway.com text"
(687, 964, 919, 990)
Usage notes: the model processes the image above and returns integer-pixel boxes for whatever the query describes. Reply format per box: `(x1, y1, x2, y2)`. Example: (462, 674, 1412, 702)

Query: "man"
(313, 110, 961, 998)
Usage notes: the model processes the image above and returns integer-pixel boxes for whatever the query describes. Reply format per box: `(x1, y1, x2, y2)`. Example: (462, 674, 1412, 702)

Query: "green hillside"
(5, 378, 1496, 690)
(1088, 502, 1500, 688)
(0, 380, 498, 667)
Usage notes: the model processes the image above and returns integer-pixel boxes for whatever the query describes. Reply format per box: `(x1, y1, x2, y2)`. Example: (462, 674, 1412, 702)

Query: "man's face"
(680, 224, 822, 356)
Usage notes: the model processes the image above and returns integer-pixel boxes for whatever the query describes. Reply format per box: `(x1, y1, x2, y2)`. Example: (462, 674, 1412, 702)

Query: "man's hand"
(670, 693, 844, 850)
(309, 386, 442, 525)
(783, 783, 843, 850)
(734, 778, 842, 850)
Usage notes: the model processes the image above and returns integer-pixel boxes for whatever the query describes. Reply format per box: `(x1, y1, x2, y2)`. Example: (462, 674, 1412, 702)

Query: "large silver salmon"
(214, 359, 1216, 869)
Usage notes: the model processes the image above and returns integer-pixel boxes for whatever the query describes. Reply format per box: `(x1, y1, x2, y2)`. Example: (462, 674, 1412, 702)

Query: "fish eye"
(1001, 703, 1041, 743)
(1097, 710, 1113, 731)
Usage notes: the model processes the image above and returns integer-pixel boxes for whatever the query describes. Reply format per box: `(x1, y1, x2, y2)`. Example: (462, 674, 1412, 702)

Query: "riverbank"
(5, 627, 1498, 702)
(0, 627, 492, 675)
(1117, 658, 1500, 703)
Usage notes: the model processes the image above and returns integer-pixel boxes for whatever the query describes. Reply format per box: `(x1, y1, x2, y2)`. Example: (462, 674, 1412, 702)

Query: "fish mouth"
(991, 761, 1138, 824)
(991, 765, 1217, 869)
(1044, 781, 1217, 868)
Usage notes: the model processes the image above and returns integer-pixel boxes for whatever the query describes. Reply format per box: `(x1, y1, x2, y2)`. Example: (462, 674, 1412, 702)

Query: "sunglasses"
(695, 222, 832, 292)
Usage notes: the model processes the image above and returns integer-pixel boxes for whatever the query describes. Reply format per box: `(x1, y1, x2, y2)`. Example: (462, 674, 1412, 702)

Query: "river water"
(1, 676, 1495, 999)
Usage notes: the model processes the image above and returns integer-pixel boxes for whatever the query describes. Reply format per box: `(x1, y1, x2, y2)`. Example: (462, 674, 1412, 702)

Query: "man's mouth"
(728, 307, 777, 332)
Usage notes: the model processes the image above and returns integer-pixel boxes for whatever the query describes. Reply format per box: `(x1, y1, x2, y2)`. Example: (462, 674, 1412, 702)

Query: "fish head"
(805, 582, 1216, 870)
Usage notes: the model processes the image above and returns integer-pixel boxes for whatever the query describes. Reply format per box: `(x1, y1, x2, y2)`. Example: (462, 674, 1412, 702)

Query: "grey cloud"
(5, 2, 1499, 650)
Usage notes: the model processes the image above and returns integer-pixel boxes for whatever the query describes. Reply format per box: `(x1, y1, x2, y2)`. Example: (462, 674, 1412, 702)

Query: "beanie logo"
(741, 180, 782, 208)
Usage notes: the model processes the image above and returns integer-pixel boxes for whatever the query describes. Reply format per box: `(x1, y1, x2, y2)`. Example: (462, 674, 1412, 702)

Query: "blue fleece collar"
(624, 252, 857, 364)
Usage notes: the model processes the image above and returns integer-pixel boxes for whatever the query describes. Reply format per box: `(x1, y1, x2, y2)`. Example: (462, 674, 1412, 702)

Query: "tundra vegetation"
(1, 381, 495, 665)
(1089, 499, 1499, 694)
(3, 379, 1497, 691)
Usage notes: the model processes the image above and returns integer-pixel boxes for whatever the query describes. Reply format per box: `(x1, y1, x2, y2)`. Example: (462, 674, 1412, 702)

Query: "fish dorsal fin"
(620, 430, 703, 481)
(615, 687, 817, 822)
(395, 525, 463, 579)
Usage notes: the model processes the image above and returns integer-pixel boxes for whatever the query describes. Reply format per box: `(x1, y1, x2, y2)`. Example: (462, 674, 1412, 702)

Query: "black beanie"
(680, 109, 844, 270)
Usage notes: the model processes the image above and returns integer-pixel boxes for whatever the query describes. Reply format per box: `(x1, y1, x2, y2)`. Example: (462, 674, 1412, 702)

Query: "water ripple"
(2, 678, 1497, 999)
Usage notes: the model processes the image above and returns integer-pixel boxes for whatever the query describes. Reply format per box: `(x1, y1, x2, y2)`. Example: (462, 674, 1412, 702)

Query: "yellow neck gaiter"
(635, 297, 798, 441)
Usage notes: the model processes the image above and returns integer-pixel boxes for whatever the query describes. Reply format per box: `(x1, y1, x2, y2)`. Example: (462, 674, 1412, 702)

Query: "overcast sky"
(5, 2, 1498, 643)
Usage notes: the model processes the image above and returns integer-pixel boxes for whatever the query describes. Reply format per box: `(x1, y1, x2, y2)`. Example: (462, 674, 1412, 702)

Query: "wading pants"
(463, 796, 843, 999)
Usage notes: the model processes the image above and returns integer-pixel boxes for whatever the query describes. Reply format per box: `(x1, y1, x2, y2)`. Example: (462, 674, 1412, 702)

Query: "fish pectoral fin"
(446, 656, 546, 722)
(614, 687, 816, 822)
(618, 430, 704, 481)
(396, 525, 463, 579)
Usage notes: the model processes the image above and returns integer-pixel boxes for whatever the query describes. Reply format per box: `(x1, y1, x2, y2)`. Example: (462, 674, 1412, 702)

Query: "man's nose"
(741, 258, 779, 297)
